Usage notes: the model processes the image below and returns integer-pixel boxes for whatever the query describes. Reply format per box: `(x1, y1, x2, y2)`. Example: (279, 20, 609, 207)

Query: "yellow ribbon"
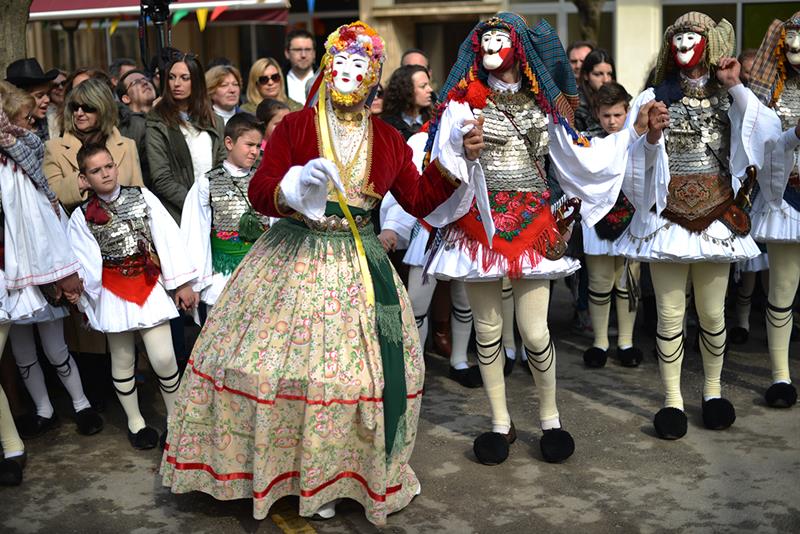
(316, 84, 375, 306)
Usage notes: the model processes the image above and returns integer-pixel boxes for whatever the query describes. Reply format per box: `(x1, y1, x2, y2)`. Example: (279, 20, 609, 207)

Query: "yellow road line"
(269, 500, 317, 534)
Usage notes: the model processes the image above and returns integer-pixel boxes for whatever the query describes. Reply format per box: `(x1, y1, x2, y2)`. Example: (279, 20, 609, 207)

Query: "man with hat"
(5, 58, 59, 141)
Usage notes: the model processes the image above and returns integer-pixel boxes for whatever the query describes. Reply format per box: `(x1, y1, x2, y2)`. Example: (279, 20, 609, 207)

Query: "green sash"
(282, 202, 406, 456)
(211, 234, 253, 275)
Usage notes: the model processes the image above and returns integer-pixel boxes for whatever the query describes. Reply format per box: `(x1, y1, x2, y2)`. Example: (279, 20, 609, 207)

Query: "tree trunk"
(572, 0, 604, 45)
(0, 0, 33, 77)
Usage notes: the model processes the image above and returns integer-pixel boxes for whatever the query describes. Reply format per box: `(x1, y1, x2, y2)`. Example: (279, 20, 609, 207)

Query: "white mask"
(672, 31, 703, 66)
(331, 52, 369, 95)
(481, 29, 512, 71)
(785, 29, 800, 66)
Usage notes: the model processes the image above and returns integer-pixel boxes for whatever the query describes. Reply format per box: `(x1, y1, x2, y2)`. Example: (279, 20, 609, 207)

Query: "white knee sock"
(501, 278, 516, 360)
(766, 243, 800, 384)
(141, 323, 181, 417)
(450, 281, 472, 369)
(38, 320, 91, 412)
(10, 325, 54, 418)
(107, 331, 146, 433)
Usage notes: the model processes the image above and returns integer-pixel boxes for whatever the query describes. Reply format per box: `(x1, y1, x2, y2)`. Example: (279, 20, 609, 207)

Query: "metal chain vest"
(207, 167, 266, 233)
(665, 88, 731, 176)
(775, 78, 800, 176)
(85, 187, 153, 261)
(479, 90, 549, 193)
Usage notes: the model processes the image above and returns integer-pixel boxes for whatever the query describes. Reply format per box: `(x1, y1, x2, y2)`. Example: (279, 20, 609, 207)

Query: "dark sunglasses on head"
(258, 73, 281, 85)
(68, 102, 98, 114)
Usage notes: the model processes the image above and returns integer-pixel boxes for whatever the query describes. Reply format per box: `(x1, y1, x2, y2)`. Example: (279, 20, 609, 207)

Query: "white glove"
(279, 158, 344, 221)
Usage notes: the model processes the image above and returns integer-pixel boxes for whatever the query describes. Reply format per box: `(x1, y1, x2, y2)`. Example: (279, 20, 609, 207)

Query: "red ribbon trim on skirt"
(163, 451, 402, 502)
(102, 267, 158, 306)
(189, 360, 424, 405)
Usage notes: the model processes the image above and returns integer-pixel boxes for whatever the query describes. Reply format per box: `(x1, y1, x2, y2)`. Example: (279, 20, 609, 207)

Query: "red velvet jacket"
(249, 107, 460, 218)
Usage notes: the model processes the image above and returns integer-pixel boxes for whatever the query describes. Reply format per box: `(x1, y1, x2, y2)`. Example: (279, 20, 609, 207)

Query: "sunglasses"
(52, 80, 67, 89)
(68, 102, 98, 114)
(258, 73, 281, 85)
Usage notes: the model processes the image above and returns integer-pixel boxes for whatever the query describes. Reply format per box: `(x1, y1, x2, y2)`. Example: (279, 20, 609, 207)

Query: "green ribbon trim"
(211, 234, 252, 275)
(270, 202, 406, 458)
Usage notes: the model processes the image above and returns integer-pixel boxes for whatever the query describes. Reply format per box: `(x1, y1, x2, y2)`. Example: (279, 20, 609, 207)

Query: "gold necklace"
(327, 120, 368, 188)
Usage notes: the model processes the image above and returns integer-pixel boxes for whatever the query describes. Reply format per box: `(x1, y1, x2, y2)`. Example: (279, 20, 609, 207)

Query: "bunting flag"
(109, 18, 120, 36)
(210, 6, 228, 21)
(171, 9, 189, 26)
(307, 0, 315, 14)
(197, 8, 209, 31)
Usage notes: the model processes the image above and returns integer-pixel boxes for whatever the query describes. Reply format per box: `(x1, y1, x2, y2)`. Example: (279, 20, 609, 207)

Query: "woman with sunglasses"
(46, 70, 67, 140)
(44, 78, 143, 211)
(146, 53, 225, 224)
(241, 57, 300, 114)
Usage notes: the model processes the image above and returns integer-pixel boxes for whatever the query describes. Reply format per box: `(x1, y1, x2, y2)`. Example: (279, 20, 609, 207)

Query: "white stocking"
(450, 281, 472, 369)
(406, 265, 437, 355)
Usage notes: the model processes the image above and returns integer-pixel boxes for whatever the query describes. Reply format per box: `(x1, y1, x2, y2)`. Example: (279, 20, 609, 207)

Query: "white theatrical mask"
(785, 29, 800, 67)
(331, 52, 369, 95)
(481, 29, 512, 71)
(672, 31, 703, 66)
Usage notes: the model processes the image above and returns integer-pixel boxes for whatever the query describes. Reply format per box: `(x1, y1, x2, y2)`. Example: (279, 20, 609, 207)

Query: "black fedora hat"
(5, 58, 59, 88)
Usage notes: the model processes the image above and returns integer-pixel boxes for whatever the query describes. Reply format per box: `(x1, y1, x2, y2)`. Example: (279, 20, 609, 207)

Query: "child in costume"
(66, 144, 199, 450)
(160, 21, 484, 525)
(0, 85, 90, 484)
(0, 81, 103, 441)
(182, 112, 268, 310)
(580, 82, 643, 369)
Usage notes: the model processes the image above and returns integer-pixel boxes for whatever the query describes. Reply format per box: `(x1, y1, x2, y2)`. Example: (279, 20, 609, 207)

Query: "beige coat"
(44, 127, 144, 212)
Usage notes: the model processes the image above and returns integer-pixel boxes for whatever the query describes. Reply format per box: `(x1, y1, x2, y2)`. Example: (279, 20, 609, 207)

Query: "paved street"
(2, 284, 799, 533)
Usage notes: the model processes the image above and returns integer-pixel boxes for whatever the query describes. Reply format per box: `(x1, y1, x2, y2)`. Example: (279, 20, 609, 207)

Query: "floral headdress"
(308, 21, 385, 108)
(749, 11, 800, 106)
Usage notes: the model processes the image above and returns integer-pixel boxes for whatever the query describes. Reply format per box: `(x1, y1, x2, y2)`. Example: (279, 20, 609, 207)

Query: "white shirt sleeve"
(180, 179, 214, 292)
(143, 188, 198, 290)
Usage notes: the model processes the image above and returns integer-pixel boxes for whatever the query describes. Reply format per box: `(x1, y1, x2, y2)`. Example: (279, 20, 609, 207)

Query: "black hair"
(401, 48, 429, 64)
(109, 58, 137, 81)
(77, 143, 113, 174)
(285, 29, 314, 49)
(567, 40, 595, 56)
(382, 65, 431, 121)
(255, 98, 290, 125)
(224, 112, 264, 141)
(116, 69, 149, 101)
(594, 82, 632, 111)
(206, 57, 233, 71)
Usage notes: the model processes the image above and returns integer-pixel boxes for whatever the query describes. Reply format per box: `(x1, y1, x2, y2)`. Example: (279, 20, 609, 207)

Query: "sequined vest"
(207, 166, 266, 234)
(83, 187, 154, 262)
(662, 83, 733, 232)
(480, 90, 549, 194)
(774, 77, 800, 212)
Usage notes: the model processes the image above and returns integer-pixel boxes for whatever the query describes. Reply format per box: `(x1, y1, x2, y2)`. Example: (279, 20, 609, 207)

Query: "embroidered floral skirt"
(160, 220, 424, 526)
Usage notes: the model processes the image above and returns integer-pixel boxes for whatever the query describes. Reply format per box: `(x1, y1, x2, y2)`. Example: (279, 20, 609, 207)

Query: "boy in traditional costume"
(426, 12, 662, 465)
(748, 10, 800, 408)
(66, 144, 199, 450)
(182, 113, 268, 312)
(160, 22, 484, 525)
(615, 12, 780, 438)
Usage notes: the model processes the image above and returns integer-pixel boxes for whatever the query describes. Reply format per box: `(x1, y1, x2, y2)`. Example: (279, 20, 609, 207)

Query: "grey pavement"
(2, 284, 799, 533)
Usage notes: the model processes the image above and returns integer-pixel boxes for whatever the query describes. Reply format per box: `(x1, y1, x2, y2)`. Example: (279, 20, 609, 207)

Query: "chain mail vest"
(662, 83, 733, 231)
(775, 77, 800, 203)
(479, 90, 549, 193)
(84, 187, 154, 262)
(207, 167, 266, 233)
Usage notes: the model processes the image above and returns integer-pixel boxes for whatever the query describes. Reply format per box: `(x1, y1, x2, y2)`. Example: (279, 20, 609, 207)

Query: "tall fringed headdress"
(653, 12, 735, 86)
(427, 12, 584, 151)
(749, 11, 800, 106)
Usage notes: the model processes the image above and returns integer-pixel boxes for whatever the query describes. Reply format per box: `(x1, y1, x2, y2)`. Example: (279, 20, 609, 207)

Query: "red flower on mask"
(84, 196, 110, 225)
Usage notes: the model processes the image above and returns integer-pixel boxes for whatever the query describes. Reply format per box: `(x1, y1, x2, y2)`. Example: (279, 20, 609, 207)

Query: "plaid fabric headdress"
(653, 12, 735, 86)
(426, 12, 582, 152)
(749, 11, 800, 106)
